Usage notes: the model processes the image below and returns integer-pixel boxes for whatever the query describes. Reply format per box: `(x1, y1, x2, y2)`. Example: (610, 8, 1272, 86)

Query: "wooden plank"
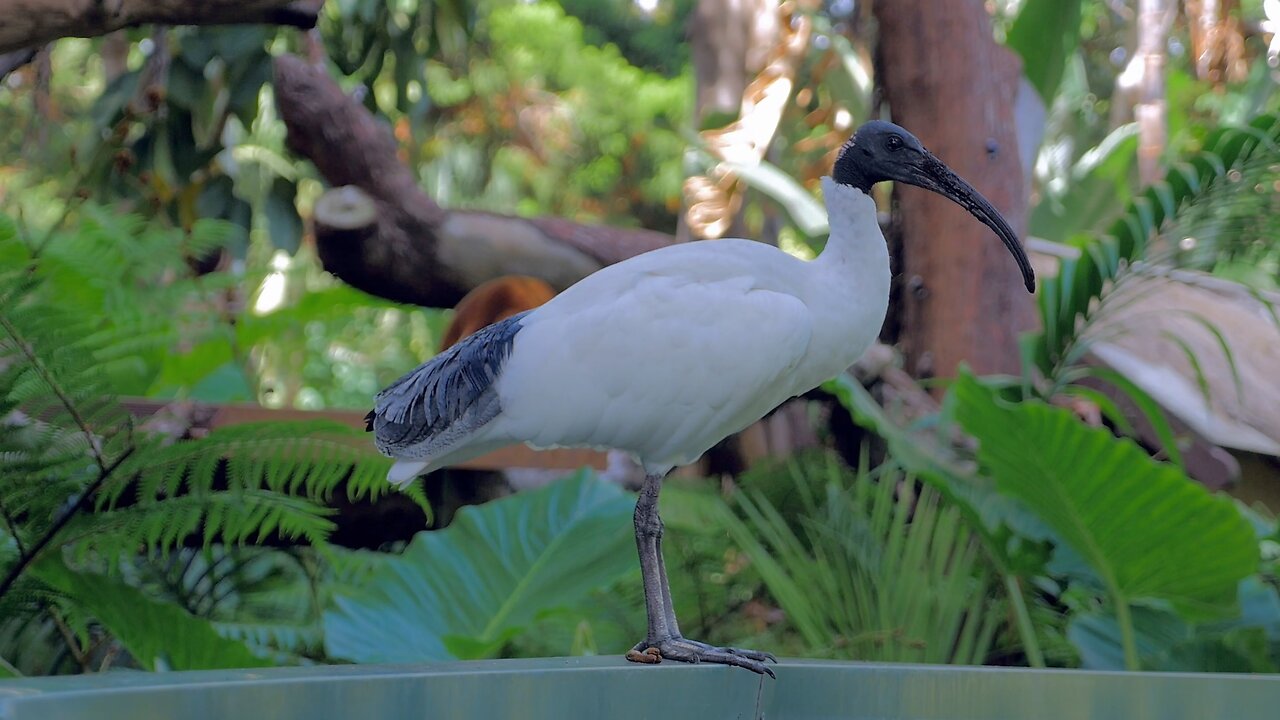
(122, 398, 609, 472)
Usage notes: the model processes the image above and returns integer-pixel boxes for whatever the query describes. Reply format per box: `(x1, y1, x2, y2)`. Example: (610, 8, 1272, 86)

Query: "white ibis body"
(367, 121, 1035, 676)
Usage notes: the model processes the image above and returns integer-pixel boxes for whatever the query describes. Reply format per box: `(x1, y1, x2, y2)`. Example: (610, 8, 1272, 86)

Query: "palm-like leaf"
(718, 454, 1002, 664)
(1031, 114, 1280, 380)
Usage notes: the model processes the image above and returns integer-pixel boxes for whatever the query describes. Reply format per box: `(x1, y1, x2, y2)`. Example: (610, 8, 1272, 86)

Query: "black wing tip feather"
(366, 310, 529, 445)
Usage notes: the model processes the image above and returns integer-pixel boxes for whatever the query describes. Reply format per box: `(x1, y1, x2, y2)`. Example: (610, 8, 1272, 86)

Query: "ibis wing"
(498, 270, 814, 465)
(367, 311, 528, 457)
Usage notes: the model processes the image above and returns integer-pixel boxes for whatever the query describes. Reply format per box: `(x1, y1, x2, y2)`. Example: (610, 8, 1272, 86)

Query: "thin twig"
(0, 447, 135, 603)
(97, 642, 121, 672)
(0, 502, 26, 556)
(46, 605, 88, 671)
(0, 311, 108, 473)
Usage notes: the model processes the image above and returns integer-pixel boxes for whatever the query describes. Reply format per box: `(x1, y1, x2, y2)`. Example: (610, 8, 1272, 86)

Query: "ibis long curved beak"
(907, 154, 1036, 293)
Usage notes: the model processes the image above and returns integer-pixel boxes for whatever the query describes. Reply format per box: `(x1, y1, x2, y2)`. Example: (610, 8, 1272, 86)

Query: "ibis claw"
(626, 638, 777, 678)
(625, 646, 662, 664)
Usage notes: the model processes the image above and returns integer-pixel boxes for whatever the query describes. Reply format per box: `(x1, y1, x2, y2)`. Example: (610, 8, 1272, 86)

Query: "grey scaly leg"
(624, 472, 776, 677)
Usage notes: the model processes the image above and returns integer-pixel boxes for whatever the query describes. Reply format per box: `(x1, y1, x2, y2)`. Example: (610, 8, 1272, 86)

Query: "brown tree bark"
(0, 0, 322, 54)
(1136, 0, 1170, 187)
(874, 0, 1035, 379)
(273, 55, 674, 308)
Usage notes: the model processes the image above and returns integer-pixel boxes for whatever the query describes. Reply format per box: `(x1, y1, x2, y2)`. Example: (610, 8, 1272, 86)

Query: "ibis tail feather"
(367, 311, 528, 470)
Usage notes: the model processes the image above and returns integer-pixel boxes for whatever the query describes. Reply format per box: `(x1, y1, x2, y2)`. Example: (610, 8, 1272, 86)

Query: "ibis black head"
(834, 120, 1036, 293)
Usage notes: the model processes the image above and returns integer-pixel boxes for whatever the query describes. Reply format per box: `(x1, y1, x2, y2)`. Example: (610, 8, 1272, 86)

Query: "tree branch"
(273, 54, 675, 308)
(0, 0, 323, 55)
(0, 447, 134, 604)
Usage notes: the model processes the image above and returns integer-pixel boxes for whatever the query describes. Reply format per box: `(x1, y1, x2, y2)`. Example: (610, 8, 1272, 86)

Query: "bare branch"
(0, 448, 135, 604)
(273, 54, 675, 309)
(0, 0, 323, 55)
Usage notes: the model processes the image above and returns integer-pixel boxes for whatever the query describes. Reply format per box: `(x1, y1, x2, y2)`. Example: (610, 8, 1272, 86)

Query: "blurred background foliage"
(1, 0, 1280, 681)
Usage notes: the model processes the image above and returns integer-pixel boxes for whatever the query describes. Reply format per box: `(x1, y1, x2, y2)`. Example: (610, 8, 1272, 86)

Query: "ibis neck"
(788, 178, 891, 386)
(815, 178, 890, 278)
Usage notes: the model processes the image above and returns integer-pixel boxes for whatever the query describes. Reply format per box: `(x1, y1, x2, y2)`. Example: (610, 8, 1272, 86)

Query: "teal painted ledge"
(2, 656, 1279, 720)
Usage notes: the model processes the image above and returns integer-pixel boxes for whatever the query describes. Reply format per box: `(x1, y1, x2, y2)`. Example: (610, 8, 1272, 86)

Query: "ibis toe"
(626, 637, 776, 677)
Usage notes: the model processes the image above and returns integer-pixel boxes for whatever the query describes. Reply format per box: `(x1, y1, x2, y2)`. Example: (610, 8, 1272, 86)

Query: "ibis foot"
(626, 638, 777, 678)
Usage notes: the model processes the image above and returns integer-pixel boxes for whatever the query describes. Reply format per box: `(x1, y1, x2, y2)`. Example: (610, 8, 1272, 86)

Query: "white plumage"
(379, 178, 887, 483)
(368, 120, 1034, 675)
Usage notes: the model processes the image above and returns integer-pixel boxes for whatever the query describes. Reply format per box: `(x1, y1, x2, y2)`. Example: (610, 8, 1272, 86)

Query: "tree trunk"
(874, 0, 1034, 379)
(681, 0, 780, 242)
(1136, 0, 1169, 187)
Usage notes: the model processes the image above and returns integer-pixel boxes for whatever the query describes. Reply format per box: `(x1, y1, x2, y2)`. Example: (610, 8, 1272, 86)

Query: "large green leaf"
(34, 557, 269, 671)
(1068, 578, 1280, 672)
(951, 373, 1257, 621)
(323, 471, 636, 663)
(1005, 0, 1083, 104)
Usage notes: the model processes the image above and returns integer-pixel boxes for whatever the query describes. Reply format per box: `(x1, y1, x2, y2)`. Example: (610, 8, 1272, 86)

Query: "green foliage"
(1163, 151, 1280, 290)
(418, 1, 689, 229)
(324, 471, 636, 663)
(1029, 123, 1139, 242)
(1005, 0, 1084, 105)
(1068, 576, 1280, 672)
(237, 281, 446, 411)
(34, 555, 270, 671)
(77, 421, 399, 559)
(826, 370, 1280, 673)
(85, 27, 298, 254)
(720, 454, 1003, 664)
(1034, 113, 1280, 376)
(124, 546, 330, 664)
(0, 208, 409, 674)
(951, 372, 1259, 669)
(558, 0, 695, 77)
(1022, 114, 1280, 469)
(12, 206, 240, 397)
(323, 0, 474, 118)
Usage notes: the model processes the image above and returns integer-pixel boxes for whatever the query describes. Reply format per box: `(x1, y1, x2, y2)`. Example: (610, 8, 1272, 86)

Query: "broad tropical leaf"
(323, 471, 636, 663)
(951, 373, 1257, 619)
(1068, 578, 1280, 672)
(1005, 0, 1084, 104)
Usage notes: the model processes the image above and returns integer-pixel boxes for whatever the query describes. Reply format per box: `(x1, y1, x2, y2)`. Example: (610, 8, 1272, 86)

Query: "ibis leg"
(624, 472, 776, 677)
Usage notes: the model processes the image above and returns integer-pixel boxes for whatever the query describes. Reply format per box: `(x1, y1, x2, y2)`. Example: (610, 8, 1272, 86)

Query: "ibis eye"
(886, 135, 904, 151)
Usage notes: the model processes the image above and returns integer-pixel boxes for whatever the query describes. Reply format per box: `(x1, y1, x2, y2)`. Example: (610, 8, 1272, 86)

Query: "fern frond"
(215, 620, 324, 661)
(125, 421, 394, 506)
(68, 490, 335, 558)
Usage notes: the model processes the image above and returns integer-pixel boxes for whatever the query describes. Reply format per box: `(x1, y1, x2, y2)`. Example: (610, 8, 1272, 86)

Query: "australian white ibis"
(366, 120, 1036, 676)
